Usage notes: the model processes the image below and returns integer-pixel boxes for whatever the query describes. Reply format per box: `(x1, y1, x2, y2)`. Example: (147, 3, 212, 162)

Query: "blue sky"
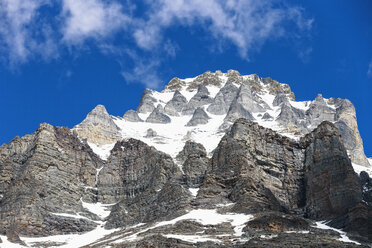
(0, 0, 371, 156)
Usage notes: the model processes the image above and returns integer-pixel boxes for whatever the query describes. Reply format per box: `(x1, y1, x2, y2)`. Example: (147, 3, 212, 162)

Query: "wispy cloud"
(368, 60, 372, 78)
(133, 0, 313, 59)
(120, 50, 162, 89)
(0, 0, 313, 86)
(0, 0, 57, 64)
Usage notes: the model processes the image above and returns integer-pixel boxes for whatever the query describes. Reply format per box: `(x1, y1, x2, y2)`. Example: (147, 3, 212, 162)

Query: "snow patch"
(289, 100, 310, 111)
(111, 209, 253, 244)
(189, 188, 199, 197)
(87, 142, 116, 160)
(285, 230, 310, 234)
(113, 113, 225, 159)
(352, 163, 372, 178)
(314, 221, 361, 245)
(81, 199, 116, 219)
(21, 225, 119, 248)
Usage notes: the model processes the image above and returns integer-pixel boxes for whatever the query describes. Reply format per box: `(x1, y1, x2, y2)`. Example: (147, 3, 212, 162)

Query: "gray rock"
(273, 93, 289, 106)
(176, 141, 209, 188)
(186, 71, 223, 90)
(164, 90, 188, 116)
(207, 91, 227, 115)
(73, 104, 121, 145)
(186, 107, 210, 126)
(182, 85, 213, 115)
(146, 105, 171, 124)
(163, 77, 186, 91)
(123, 110, 143, 122)
(334, 99, 370, 166)
(98, 138, 182, 204)
(145, 128, 157, 138)
(223, 81, 265, 127)
(302, 121, 362, 219)
(182, 153, 208, 188)
(199, 119, 305, 212)
(262, 113, 273, 120)
(226, 69, 243, 85)
(276, 102, 307, 130)
(176, 140, 207, 164)
(305, 94, 335, 125)
(0, 123, 101, 236)
(360, 171, 372, 204)
(137, 89, 157, 114)
(236, 82, 266, 113)
(101, 140, 189, 228)
(207, 82, 239, 115)
(263, 77, 296, 100)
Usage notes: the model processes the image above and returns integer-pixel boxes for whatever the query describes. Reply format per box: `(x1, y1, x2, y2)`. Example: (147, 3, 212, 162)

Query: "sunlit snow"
(87, 142, 116, 160)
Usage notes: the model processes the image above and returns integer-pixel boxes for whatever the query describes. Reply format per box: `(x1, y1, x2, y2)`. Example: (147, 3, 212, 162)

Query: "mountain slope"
(0, 70, 371, 247)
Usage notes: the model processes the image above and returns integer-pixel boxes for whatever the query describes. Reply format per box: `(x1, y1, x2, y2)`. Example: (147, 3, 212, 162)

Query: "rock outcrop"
(198, 119, 306, 212)
(182, 85, 213, 115)
(186, 107, 210, 126)
(99, 139, 190, 228)
(207, 81, 239, 115)
(302, 121, 362, 219)
(0, 123, 101, 236)
(137, 89, 157, 114)
(123, 110, 143, 122)
(164, 90, 188, 116)
(177, 141, 209, 188)
(73, 105, 121, 145)
(146, 105, 171, 124)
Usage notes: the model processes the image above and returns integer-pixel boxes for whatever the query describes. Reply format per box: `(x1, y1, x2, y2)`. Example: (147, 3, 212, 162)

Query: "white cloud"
(121, 50, 162, 89)
(133, 0, 313, 58)
(368, 61, 372, 78)
(61, 0, 130, 44)
(0, 0, 313, 87)
(0, 0, 56, 64)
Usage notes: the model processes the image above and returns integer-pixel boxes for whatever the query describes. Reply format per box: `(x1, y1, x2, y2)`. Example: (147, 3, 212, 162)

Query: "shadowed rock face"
(197, 120, 365, 235)
(182, 85, 213, 115)
(186, 107, 210, 126)
(99, 139, 190, 228)
(207, 82, 239, 115)
(273, 93, 289, 106)
(176, 141, 209, 188)
(276, 102, 307, 129)
(198, 119, 306, 213)
(146, 105, 171, 124)
(123, 110, 143, 122)
(164, 90, 188, 116)
(137, 89, 157, 114)
(0, 123, 101, 236)
(0, 118, 371, 246)
(97, 139, 181, 203)
(302, 121, 362, 219)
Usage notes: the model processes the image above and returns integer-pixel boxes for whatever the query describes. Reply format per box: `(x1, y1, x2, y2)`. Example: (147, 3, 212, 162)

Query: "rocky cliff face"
(0, 123, 101, 237)
(0, 70, 371, 247)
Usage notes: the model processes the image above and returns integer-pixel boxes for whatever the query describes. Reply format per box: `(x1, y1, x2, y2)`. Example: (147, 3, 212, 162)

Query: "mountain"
(0, 70, 371, 247)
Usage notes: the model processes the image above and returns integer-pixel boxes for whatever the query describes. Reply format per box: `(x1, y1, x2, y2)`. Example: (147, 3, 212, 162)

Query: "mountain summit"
(0, 70, 371, 247)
